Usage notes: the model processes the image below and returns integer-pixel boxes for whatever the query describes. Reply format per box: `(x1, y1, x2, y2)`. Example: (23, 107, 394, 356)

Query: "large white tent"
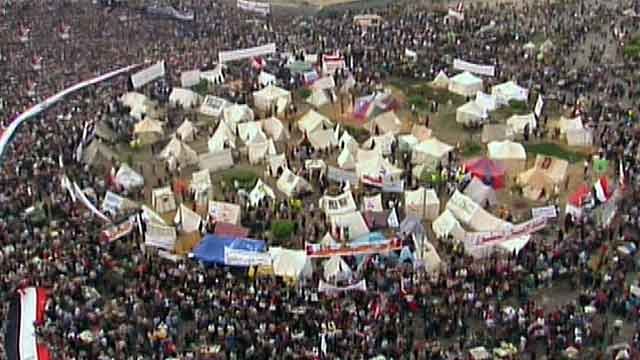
(338, 131, 359, 153)
(475, 91, 498, 112)
(492, 81, 528, 105)
(431, 71, 450, 89)
(120, 92, 150, 120)
(306, 89, 334, 108)
(190, 169, 212, 205)
(330, 211, 370, 240)
(323, 256, 353, 282)
(261, 117, 289, 141)
(319, 191, 358, 216)
(269, 248, 313, 280)
(277, 169, 311, 197)
(368, 111, 402, 135)
(199, 150, 234, 172)
(456, 100, 488, 126)
(464, 177, 498, 207)
(487, 140, 527, 171)
(405, 187, 440, 220)
(176, 119, 197, 142)
(237, 121, 267, 144)
(133, 117, 164, 144)
(159, 137, 199, 169)
(169, 88, 201, 108)
(253, 85, 291, 115)
(448, 71, 483, 97)
(248, 139, 277, 164)
(223, 104, 255, 132)
(432, 209, 465, 240)
(337, 148, 356, 169)
(362, 132, 395, 155)
(506, 113, 537, 134)
(208, 122, 236, 153)
(115, 163, 144, 190)
(298, 110, 333, 134)
(308, 129, 337, 150)
(412, 138, 454, 165)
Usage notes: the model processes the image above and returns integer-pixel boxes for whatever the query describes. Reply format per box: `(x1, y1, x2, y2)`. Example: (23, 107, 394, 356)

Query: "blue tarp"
(349, 232, 387, 248)
(193, 234, 266, 265)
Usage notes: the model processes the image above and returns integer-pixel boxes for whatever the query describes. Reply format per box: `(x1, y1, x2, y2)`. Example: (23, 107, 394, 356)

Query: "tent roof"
(431, 70, 450, 88)
(159, 137, 198, 164)
(115, 163, 144, 189)
(223, 104, 254, 126)
(298, 110, 333, 133)
(169, 88, 201, 107)
(414, 138, 453, 158)
(487, 140, 526, 160)
(463, 177, 498, 206)
(458, 100, 488, 117)
(270, 248, 312, 279)
(176, 119, 196, 139)
(450, 71, 482, 85)
(464, 158, 506, 189)
(261, 117, 288, 141)
(134, 117, 163, 135)
(370, 111, 402, 135)
(254, 84, 291, 100)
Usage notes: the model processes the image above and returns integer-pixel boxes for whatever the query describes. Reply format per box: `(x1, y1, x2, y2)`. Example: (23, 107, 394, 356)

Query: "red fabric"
(214, 222, 249, 238)
(37, 344, 51, 360)
(464, 158, 506, 189)
(568, 184, 591, 206)
(35, 288, 48, 325)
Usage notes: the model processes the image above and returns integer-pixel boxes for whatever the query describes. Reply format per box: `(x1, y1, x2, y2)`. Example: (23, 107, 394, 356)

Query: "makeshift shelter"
(175, 119, 197, 142)
(337, 148, 356, 169)
(208, 201, 241, 224)
(83, 140, 118, 166)
(475, 91, 498, 112)
(249, 179, 275, 206)
(405, 187, 440, 220)
(463, 177, 498, 207)
(306, 89, 334, 108)
(448, 71, 483, 97)
(174, 204, 202, 233)
(237, 121, 266, 144)
(159, 137, 199, 170)
(464, 158, 506, 189)
(277, 169, 311, 197)
(257, 71, 276, 87)
(491, 81, 528, 105)
(198, 150, 234, 172)
(199, 95, 228, 118)
(398, 135, 419, 152)
(411, 124, 432, 141)
(115, 163, 144, 190)
(431, 71, 450, 89)
(487, 140, 526, 170)
(269, 248, 313, 280)
(362, 133, 395, 155)
(412, 138, 453, 165)
(330, 210, 370, 240)
(133, 117, 163, 144)
(420, 240, 443, 273)
(432, 209, 465, 240)
(169, 88, 201, 108)
(481, 124, 513, 143)
(151, 186, 176, 213)
(352, 92, 397, 120)
(567, 128, 593, 147)
(267, 154, 288, 177)
(223, 104, 254, 132)
(456, 100, 488, 126)
(298, 110, 333, 134)
(192, 234, 267, 266)
(261, 117, 288, 141)
(356, 156, 403, 185)
(208, 122, 236, 152)
(253, 85, 291, 115)
(338, 131, 359, 153)
(507, 113, 536, 134)
(323, 256, 353, 282)
(319, 191, 358, 216)
(248, 139, 277, 164)
(190, 169, 212, 205)
(368, 111, 402, 135)
(120, 92, 150, 120)
(518, 156, 569, 200)
(447, 191, 510, 232)
(308, 129, 338, 150)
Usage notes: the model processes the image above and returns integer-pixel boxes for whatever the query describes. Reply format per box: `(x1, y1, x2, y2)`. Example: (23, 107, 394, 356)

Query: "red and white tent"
(6, 287, 51, 360)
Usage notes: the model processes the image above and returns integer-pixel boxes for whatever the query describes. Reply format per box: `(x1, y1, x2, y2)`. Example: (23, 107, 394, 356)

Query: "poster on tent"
(322, 54, 346, 76)
(145, 222, 177, 250)
(327, 166, 358, 185)
(531, 205, 557, 219)
(224, 247, 272, 266)
(453, 59, 495, 77)
(237, 0, 270, 15)
(534, 95, 544, 119)
(208, 201, 241, 225)
(218, 43, 276, 63)
(131, 61, 166, 89)
(306, 237, 402, 258)
(319, 279, 367, 293)
(465, 217, 547, 247)
(101, 218, 135, 243)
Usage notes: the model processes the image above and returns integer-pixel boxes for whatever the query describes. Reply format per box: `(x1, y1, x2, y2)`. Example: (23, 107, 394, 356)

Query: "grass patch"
(461, 141, 482, 157)
(408, 83, 465, 107)
(508, 100, 530, 114)
(271, 220, 295, 241)
(220, 169, 259, 190)
(344, 124, 370, 142)
(524, 143, 587, 163)
(297, 88, 312, 100)
(192, 80, 210, 97)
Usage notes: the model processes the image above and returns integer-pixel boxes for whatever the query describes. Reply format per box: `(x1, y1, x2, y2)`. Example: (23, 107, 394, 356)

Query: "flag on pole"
(594, 177, 612, 203)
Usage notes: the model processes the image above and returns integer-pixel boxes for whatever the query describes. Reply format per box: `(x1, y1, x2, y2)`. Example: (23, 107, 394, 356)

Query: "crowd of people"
(2, 0, 640, 359)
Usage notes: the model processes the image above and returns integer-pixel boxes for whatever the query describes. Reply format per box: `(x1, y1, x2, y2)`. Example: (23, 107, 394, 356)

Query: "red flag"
(31, 55, 42, 70)
(251, 57, 265, 70)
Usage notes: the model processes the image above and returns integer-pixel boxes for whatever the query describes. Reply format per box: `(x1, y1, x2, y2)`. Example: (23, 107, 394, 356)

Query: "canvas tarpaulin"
(169, 88, 201, 108)
(456, 100, 488, 126)
(269, 248, 313, 279)
(491, 81, 528, 104)
(448, 71, 483, 97)
(174, 204, 202, 233)
(404, 187, 440, 220)
(298, 110, 333, 134)
(330, 211, 370, 239)
(277, 169, 311, 197)
(507, 113, 537, 134)
(432, 209, 465, 240)
(463, 177, 498, 207)
(145, 222, 177, 250)
(193, 234, 268, 266)
(248, 139, 277, 164)
(176, 119, 197, 142)
(249, 179, 275, 206)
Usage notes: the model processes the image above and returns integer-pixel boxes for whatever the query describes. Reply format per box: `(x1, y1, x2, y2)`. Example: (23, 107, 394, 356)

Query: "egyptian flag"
(18, 26, 30, 43)
(251, 57, 265, 70)
(31, 56, 42, 71)
(5, 287, 51, 360)
(594, 177, 612, 203)
(455, 1, 464, 12)
(58, 23, 71, 40)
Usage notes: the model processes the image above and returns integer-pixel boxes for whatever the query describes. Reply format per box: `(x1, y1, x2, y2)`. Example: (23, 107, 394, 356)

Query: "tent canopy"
(487, 140, 526, 160)
(159, 137, 199, 168)
(120, 92, 151, 120)
(449, 71, 483, 97)
(464, 158, 506, 189)
(261, 117, 289, 141)
(253, 84, 292, 115)
(308, 129, 338, 150)
(169, 88, 202, 108)
(269, 248, 313, 279)
(492, 81, 528, 105)
(369, 111, 402, 135)
(115, 163, 144, 190)
(475, 91, 498, 112)
(134, 117, 163, 136)
(277, 169, 311, 197)
(431, 70, 450, 89)
(192, 234, 266, 265)
(507, 113, 536, 134)
(323, 256, 353, 281)
(223, 104, 255, 131)
(176, 119, 197, 142)
(456, 100, 488, 126)
(208, 122, 236, 152)
(413, 138, 453, 164)
(463, 177, 498, 207)
(298, 110, 334, 134)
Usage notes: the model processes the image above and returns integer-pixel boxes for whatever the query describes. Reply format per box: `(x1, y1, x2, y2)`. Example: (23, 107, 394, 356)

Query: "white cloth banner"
(224, 248, 272, 266)
(318, 279, 367, 293)
(131, 61, 166, 89)
(219, 43, 276, 63)
(181, 70, 202, 88)
(531, 205, 557, 219)
(465, 216, 547, 246)
(534, 95, 544, 118)
(145, 222, 177, 250)
(237, 0, 270, 15)
(73, 182, 112, 223)
(0, 64, 139, 160)
(101, 191, 125, 215)
(453, 59, 495, 77)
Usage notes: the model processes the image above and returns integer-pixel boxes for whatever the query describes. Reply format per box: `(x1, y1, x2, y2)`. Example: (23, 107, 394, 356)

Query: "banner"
(453, 59, 495, 77)
(208, 201, 241, 224)
(218, 43, 276, 63)
(237, 0, 270, 15)
(327, 166, 358, 185)
(465, 217, 547, 246)
(534, 94, 544, 118)
(180, 70, 201, 88)
(145, 5, 194, 21)
(224, 248, 272, 266)
(319, 279, 367, 293)
(101, 191, 125, 215)
(131, 61, 165, 89)
(306, 237, 402, 258)
(101, 219, 134, 242)
(145, 222, 177, 250)
(73, 182, 112, 223)
(531, 205, 557, 219)
(322, 54, 346, 76)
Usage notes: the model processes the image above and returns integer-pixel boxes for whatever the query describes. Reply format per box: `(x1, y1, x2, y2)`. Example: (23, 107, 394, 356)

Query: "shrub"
(297, 88, 312, 99)
(192, 80, 210, 97)
(343, 125, 370, 142)
(508, 100, 529, 114)
(221, 169, 258, 190)
(271, 220, 295, 240)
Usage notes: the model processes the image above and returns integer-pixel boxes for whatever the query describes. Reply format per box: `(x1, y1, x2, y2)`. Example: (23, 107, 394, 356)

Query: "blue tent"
(193, 234, 266, 265)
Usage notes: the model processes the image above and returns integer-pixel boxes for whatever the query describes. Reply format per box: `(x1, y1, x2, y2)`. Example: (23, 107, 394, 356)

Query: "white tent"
(308, 129, 338, 150)
(558, 116, 583, 134)
(464, 177, 497, 207)
(174, 204, 202, 233)
(169, 88, 201, 108)
(115, 163, 144, 190)
(199, 150, 234, 172)
(208, 201, 241, 224)
(200, 64, 225, 84)
(133, 117, 164, 144)
(190, 169, 212, 205)
(223, 104, 255, 132)
(320, 232, 338, 247)
(405, 187, 440, 220)
(398, 134, 419, 152)
(362, 132, 395, 155)
(431, 71, 450, 89)
(199, 95, 228, 118)
(362, 194, 384, 212)
(253, 85, 291, 115)
(487, 140, 526, 161)
(306, 89, 333, 108)
(432, 209, 465, 240)
(208, 122, 236, 152)
(258, 71, 277, 87)
(337, 148, 356, 169)
(420, 240, 443, 273)
(475, 91, 498, 112)
(176, 119, 197, 142)
(356, 156, 403, 181)
(456, 100, 488, 126)
(298, 110, 333, 134)
(249, 179, 276, 206)
(152, 186, 176, 213)
(277, 169, 311, 197)
(237, 121, 267, 144)
(412, 138, 454, 165)
(159, 137, 199, 169)
(448, 71, 483, 97)
(323, 256, 353, 282)
(248, 139, 277, 164)
(507, 113, 537, 134)
(268, 154, 288, 177)
(319, 191, 357, 216)
(261, 117, 289, 141)
(368, 111, 402, 135)
(567, 128, 593, 147)
(120, 92, 150, 120)
(481, 124, 513, 143)
(338, 131, 359, 153)
(492, 81, 528, 105)
(269, 248, 313, 280)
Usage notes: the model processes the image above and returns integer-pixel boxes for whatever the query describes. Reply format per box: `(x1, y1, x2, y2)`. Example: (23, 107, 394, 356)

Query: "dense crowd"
(2, 0, 640, 359)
